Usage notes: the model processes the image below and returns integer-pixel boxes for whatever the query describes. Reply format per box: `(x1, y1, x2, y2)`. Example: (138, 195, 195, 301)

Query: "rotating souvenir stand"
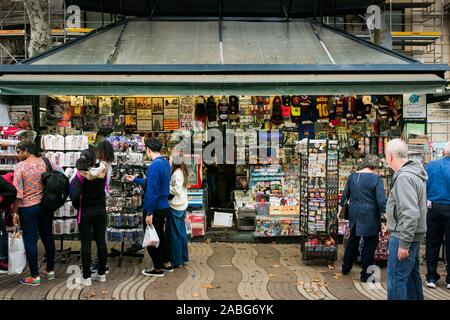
(41, 133, 88, 263)
(0, 135, 20, 172)
(107, 159, 146, 266)
(299, 139, 339, 264)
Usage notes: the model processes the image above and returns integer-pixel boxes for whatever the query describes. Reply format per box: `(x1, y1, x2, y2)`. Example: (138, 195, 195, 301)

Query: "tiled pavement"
(0, 241, 449, 300)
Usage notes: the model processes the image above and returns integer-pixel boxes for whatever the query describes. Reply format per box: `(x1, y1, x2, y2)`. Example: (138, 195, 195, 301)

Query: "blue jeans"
(167, 208, 189, 267)
(0, 212, 7, 262)
(387, 237, 423, 300)
(19, 204, 55, 277)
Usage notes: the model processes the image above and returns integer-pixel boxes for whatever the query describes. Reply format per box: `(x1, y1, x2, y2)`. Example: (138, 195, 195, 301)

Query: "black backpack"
(41, 158, 70, 213)
(206, 96, 217, 122)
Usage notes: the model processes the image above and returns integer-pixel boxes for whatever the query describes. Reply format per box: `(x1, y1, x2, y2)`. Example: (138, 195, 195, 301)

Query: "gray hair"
(386, 138, 408, 159)
(444, 141, 450, 157)
(360, 154, 380, 170)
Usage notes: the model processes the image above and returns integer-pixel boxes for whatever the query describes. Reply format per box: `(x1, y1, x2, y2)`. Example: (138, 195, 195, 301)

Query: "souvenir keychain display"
(299, 139, 339, 264)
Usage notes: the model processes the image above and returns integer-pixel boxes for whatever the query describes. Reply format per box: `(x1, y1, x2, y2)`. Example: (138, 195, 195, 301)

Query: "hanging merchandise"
(328, 96, 337, 121)
(271, 95, 283, 125)
(70, 96, 83, 117)
(281, 95, 291, 123)
(342, 96, 355, 120)
(263, 98, 272, 130)
(335, 96, 344, 119)
(163, 97, 180, 131)
(180, 96, 195, 131)
(299, 95, 314, 124)
(124, 97, 137, 132)
(315, 96, 329, 120)
(218, 96, 229, 123)
(291, 95, 301, 124)
(239, 96, 252, 126)
(206, 95, 218, 126)
(353, 98, 366, 120)
(228, 95, 240, 122)
(111, 97, 125, 131)
(83, 96, 99, 131)
(195, 96, 207, 123)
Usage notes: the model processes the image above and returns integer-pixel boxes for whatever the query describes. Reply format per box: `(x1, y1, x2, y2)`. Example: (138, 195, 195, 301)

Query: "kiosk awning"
(0, 73, 445, 96)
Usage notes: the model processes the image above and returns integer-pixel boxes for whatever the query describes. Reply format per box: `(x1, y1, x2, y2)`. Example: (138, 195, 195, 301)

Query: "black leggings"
(79, 209, 107, 279)
(343, 226, 379, 281)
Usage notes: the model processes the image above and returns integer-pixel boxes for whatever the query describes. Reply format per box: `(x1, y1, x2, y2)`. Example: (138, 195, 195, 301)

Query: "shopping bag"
(142, 225, 160, 248)
(8, 231, 26, 274)
(374, 224, 390, 262)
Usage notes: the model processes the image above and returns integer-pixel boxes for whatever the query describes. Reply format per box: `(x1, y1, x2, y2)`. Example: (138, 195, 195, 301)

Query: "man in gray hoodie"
(385, 138, 427, 300)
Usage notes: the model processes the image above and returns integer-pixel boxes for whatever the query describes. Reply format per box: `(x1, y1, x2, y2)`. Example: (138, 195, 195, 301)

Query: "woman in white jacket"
(167, 156, 189, 268)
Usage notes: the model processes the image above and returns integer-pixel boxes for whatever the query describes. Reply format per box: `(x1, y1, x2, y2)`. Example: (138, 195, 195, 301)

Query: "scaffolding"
(387, 0, 445, 63)
(321, 0, 445, 63)
(0, 1, 101, 64)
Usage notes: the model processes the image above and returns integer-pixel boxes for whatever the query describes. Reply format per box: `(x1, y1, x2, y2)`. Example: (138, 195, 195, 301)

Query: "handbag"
(342, 201, 350, 220)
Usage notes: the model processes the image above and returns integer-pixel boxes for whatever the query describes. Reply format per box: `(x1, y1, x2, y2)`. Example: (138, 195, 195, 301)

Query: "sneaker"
(141, 269, 165, 277)
(20, 276, 41, 286)
(41, 271, 55, 281)
(90, 264, 109, 275)
(426, 281, 437, 289)
(75, 277, 92, 286)
(447, 283, 450, 290)
(162, 266, 174, 273)
(91, 273, 106, 283)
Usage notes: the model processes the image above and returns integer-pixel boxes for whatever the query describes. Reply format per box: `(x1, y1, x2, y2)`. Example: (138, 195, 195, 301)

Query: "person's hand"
(125, 175, 135, 182)
(145, 215, 153, 225)
(398, 247, 409, 260)
(13, 213, 20, 226)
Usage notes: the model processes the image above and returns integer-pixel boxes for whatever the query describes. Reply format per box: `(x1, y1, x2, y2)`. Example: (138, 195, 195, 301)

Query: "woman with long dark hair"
(71, 149, 109, 286)
(167, 153, 189, 268)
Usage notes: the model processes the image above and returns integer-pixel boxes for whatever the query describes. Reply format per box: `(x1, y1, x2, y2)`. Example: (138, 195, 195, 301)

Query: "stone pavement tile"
(207, 243, 242, 300)
(231, 243, 272, 300)
(176, 243, 214, 300)
(254, 244, 304, 300)
(274, 244, 337, 300)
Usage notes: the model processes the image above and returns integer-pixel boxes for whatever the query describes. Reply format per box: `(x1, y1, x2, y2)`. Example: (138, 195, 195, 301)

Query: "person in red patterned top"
(12, 140, 60, 286)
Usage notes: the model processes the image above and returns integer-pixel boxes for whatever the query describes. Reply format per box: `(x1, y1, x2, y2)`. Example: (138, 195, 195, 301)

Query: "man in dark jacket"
(385, 138, 427, 300)
(424, 141, 450, 289)
(0, 173, 17, 272)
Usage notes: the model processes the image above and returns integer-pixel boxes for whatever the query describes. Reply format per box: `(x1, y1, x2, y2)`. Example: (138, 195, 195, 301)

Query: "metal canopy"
(0, 18, 447, 96)
(25, 20, 413, 66)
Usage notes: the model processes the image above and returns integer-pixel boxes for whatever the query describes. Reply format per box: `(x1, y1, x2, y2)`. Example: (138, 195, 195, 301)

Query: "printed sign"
(403, 94, 426, 120)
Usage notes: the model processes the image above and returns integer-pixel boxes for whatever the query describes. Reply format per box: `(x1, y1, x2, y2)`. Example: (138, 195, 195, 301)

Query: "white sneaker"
(91, 273, 106, 282)
(426, 281, 437, 289)
(447, 283, 450, 290)
(76, 277, 92, 286)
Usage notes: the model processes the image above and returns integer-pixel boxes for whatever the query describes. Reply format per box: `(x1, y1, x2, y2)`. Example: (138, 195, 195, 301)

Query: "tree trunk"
(22, 0, 51, 57)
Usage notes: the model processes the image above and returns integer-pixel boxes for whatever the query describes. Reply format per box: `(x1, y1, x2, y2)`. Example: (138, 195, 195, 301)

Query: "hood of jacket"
(393, 160, 428, 183)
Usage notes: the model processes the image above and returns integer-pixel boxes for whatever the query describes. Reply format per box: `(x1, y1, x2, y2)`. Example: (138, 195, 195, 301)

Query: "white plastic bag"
(8, 231, 26, 274)
(142, 225, 159, 248)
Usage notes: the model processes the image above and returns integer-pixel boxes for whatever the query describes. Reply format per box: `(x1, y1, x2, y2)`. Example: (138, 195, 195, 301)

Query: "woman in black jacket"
(339, 154, 387, 282)
(71, 149, 108, 286)
(0, 174, 17, 273)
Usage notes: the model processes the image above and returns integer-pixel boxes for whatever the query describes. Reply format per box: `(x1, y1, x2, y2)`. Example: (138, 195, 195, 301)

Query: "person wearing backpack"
(0, 172, 17, 273)
(71, 149, 109, 286)
(12, 140, 62, 286)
